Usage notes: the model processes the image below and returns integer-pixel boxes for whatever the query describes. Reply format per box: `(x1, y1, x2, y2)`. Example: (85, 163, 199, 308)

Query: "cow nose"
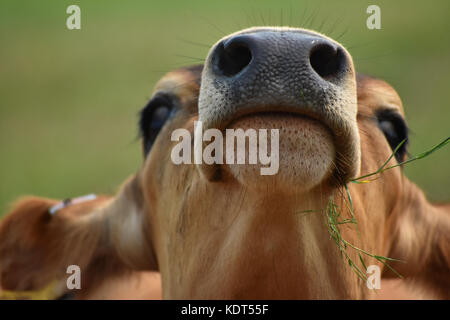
(213, 36, 253, 77)
(212, 32, 349, 82)
(309, 43, 347, 80)
(198, 28, 360, 183)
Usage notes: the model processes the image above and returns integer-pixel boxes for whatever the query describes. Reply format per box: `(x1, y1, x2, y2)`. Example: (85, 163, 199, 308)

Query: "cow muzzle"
(197, 27, 360, 190)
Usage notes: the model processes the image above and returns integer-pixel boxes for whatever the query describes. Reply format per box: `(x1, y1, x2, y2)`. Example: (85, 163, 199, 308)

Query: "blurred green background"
(0, 0, 449, 215)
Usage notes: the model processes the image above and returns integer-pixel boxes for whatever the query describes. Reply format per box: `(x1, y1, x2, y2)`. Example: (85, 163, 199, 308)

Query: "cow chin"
(224, 112, 336, 193)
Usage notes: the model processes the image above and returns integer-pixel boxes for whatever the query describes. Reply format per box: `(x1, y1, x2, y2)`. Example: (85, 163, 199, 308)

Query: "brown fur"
(0, 28, 448, 299)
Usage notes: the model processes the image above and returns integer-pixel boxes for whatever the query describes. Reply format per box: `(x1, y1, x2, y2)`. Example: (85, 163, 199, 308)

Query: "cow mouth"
(197, 99, 360, 190)
(197, 26, 361, 187)
(224, 109, 335, 147)
(225, 108, 331, 132)
(218, 109, 337, 191)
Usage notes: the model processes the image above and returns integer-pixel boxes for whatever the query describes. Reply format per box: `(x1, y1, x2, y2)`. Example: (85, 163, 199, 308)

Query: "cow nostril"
(310, 43, 346, 80)
(215, 41, 252, 77)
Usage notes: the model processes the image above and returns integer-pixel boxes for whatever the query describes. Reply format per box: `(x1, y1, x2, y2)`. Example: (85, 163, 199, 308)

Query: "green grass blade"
(351, 138, 407, 182)
(351, 137, 449, 183)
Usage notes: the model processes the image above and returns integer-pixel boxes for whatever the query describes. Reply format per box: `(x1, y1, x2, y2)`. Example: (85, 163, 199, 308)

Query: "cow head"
(1, 27, 449, 299)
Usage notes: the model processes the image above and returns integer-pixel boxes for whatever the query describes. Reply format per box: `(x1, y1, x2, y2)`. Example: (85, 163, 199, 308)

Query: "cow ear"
(0, 197, 59, 291)
(104, 175, 159, 272)
(0, 175, 158, 297)
(0, 195, 113, 295)
(386, 181, 450, 298)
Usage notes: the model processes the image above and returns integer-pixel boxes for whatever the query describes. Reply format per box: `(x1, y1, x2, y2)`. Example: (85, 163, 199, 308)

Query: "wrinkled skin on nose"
(198, 27, 360, 185)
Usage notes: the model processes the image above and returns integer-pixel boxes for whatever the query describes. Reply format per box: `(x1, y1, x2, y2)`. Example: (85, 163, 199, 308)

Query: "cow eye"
(139, 95, 177, 154)
(376, 109, 409, 162)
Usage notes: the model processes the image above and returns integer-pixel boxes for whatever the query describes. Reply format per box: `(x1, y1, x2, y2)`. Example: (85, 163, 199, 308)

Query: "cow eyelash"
(376, 109, 409, 162)
(139, 94, 177, 154)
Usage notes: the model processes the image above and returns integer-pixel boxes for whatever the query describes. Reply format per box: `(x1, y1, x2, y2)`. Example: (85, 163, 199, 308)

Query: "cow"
(0, 27, 448, 300)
